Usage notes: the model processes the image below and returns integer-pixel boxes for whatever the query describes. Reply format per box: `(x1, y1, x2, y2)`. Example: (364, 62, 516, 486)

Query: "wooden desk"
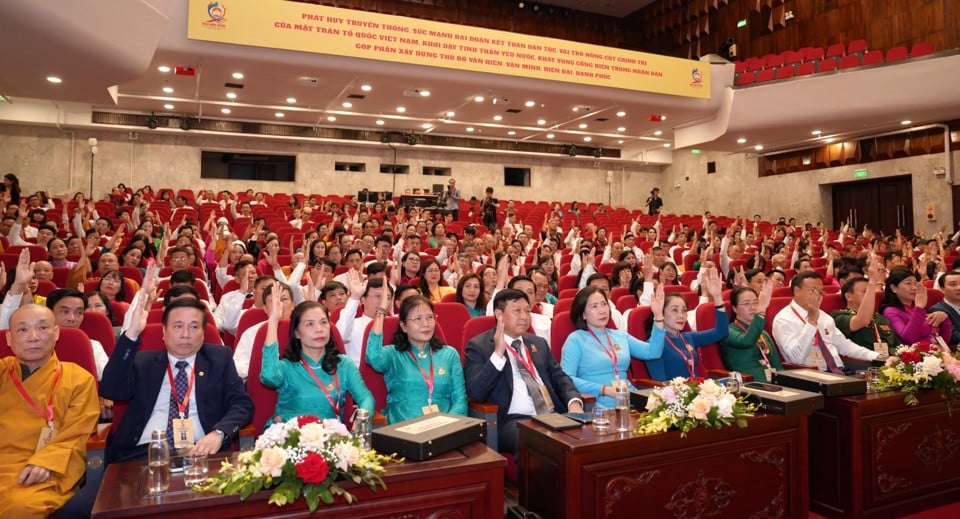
(809, 389, 960, 518)
(92, 442, 504, 518)
(519, 414, 809, 519)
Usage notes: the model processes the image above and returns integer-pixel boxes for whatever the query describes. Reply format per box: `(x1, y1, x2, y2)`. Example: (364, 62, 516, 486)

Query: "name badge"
(421, 404, 440, 415)
(35, 426, 56, 453)
(873, 342, 888, 354)
(172, 419, 195, 450)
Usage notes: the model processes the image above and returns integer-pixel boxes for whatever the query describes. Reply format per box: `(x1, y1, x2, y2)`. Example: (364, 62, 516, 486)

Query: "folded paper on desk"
(371, 413, 486, 460)
(772, 369, 866, 396)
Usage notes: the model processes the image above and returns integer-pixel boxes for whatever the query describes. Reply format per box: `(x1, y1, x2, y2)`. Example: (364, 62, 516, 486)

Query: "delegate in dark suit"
(929, 300, 960, 346)
(464, 289, 582, 458)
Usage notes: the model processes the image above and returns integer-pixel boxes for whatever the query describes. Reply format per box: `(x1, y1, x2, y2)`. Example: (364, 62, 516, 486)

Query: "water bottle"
(147, 430, 170, 494)
(614, 385, 631, 433)
(352, 409, 372, 449)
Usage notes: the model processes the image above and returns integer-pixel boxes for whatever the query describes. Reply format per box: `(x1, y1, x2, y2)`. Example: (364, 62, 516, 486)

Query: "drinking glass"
(592, 405, 611, 435)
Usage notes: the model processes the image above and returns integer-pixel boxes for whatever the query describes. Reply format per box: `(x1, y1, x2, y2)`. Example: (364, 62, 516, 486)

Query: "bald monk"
(0, 304, 99, 517)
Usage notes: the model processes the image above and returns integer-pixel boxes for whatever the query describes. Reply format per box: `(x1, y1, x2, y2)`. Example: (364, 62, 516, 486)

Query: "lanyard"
(665, 335, 700, 377)
(734, 320, 772, 367)
(408, 349, 435, 405)
(587, 328, 620, 380)
(790, 306, 827, 347)
(166, 361, 197, 419)
(8, 361, 61, 426)
(871, 322, 882, 342)
(300, 359, 341, 416)
(503, 337, 544, 385)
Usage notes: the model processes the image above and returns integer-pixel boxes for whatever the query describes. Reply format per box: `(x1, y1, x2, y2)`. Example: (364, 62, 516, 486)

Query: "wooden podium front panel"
(92, 442, 504, 518)
(519, 414, 808, 519)
(810, 390, 960, 518)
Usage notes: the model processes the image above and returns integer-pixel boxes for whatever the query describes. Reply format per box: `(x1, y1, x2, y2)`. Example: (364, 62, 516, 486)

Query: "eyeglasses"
(171, 256, 189, 263)
(407, 314, 436, 324)
(803, 288, 825, 296)
(424, 268, 441, 274)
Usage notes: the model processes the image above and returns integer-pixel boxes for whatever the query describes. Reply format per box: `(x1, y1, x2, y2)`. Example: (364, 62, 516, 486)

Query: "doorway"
(832, 175, 912, 236)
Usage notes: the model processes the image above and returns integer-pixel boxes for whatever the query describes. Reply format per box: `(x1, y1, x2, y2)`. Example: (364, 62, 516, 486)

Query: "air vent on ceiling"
(297, 77, 319, 87)
(347, 94, 366, 100)
(224, 82, 244, 89)
(505, 108, 522, 113)
(594, 117, 609, 122)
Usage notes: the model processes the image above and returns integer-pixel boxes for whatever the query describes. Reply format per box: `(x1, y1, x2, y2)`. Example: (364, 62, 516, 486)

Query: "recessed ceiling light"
(232, 72, 244, 79)
(660, 115, 667, 121)
(754, 144, 764, 151)
(617, 127, 626, 132)
(737, 137, 747, 144)
(163, 103, 174, 110)
(572, 107, 580, 113)
(422, 123, 432, 129)
(226, 92, 237, 99)
(46, 76, 62, 84)
(162, 86, 174, 93)
(492, 115, 502, 121)
(361, 84, 372, 91)
(158, 66, 171, 73)
(286, 97, 296, 103)
(419, 90, 431, 97)
(375, 119, 385, 125)
(466, 127, 475, 132)
(616, 111, 626, 117)
(275, 112, 285, 118)
(524, 100, 536, 107)
(811, 130, 822, 136)
(445, 111, 455, 118)
(396, 106, 406, 113)
(663, 143, 671, 148)
(221, 108, 231, 114)
(342, 101, 353, 108)
(546, 133, 555, 139)
(537, 119, 546, 125)
(618, 140, 624, 144)
(901, 120, 912, 125)
(508, 130, 516, 136)
(474, 96, 484, 103)
(578, 123, 588, 129)
(326, 116, 336, 122)
(583, 136, 592, 142)
(654, 130, 662, 136)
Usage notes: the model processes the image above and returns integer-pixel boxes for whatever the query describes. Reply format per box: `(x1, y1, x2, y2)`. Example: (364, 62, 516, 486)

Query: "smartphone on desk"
(744, 381, 783, 392)
(564, 412, 594, 424)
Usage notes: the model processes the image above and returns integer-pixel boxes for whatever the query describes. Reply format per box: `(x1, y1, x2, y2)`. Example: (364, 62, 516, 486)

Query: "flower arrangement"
(195, 416, 400, 511)
(875, 342, 960, 407)
(636, 377, 757, 437)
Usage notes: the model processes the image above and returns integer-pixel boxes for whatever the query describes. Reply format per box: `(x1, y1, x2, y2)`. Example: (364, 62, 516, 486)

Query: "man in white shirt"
(233, 282, 293, 380)
(336, 272, 392, 365)
(46, 289, 109, 381)
(772, 271, 884, 373)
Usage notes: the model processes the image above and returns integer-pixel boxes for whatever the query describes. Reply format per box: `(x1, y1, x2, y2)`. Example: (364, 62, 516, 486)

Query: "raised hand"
(650, 284, 666, 322)
(704, 267, 724, 303)
(493, 313, 506, 357)
(915, 284, 928, 308)
(757, 280, 773, 314)
(345, 268, 366, 300)
(267, 281, 283, 323)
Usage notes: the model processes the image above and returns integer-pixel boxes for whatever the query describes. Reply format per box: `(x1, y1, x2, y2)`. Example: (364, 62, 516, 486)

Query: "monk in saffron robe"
(0, 304, 99, 517)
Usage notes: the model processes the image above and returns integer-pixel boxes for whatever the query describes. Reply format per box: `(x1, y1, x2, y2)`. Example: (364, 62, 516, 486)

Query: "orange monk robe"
(0, 354, 99, 518)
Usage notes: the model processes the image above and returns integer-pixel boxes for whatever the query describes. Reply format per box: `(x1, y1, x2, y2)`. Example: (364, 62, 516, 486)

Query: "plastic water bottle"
(352, 409, 372, 449)
(614, 386, 631, 433)
(147, 430, 170, 494)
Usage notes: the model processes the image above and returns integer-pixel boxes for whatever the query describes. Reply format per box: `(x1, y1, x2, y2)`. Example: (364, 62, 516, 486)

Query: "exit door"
(832, 175, 912, 236)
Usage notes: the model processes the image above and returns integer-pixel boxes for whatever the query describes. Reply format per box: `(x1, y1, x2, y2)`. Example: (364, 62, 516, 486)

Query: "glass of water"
(592, 405, 611, 435)
(182, 453, 209, 486)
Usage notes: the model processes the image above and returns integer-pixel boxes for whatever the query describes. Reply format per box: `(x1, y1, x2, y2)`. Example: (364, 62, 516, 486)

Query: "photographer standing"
(442, 178, 462, 221)
(481, 186, 499, 231)
(645, 187, 663, 215)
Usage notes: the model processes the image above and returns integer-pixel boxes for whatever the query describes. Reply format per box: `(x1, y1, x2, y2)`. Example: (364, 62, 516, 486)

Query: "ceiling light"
(525, 100, 536, 107)
(660, 115, 667, 121)
(654, 130, 662, 136)
(226, 92, 237, 99)
(396, 106, 406, 113)
(474, 96, 485, 103)
(508, 130, 516, 136)
(232, 72, 244, 79)
(275, 112, 285, 118)
(572, 107, 579, 113)
(537, 119, 546, 125)
(618, 140, 624, 144)
(754, 144, 764, 151)
(221, 108, 231, 114)
(375, 119, 385, 125)
(546, 133, 555, 139)
(342, 101, 353, 108)
(737, 137, 747, 144)
(583, 136, 592, 142)
(422, 123, 432, 129)
(616, 111, 626, 117)
(617, 127, 626, 132)
(286, 97, 296, 103)
(326, 116, 336, 122)
(494, 115, 503, 121)
(361, 84, 372, 91)
(445, 111, 455, 117)
(825, 138, 836, 143)
(162, 86, 174, 93)
(419, 90, 431, 97)
(163, 103, 174, 110)
(811, 130, 822, 136)
(158, 66, 171, 73)
(578, 123, 588, 129)
(901, 120, 912, 125)
(46, 76, 62, 84)
(466, 127, 475, 132)
(663, 143, 671, 148)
